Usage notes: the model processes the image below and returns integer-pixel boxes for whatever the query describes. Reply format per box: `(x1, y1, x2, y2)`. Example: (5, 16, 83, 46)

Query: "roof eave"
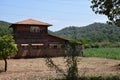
(10, 23, 52, 27)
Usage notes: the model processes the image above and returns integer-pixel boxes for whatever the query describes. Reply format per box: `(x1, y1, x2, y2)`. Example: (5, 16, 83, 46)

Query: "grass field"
(84, 48, 120, 60)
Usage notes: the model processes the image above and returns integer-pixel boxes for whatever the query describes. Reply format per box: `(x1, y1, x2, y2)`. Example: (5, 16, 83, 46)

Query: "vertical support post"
(28, 44, 32, 57)
(15, 44, 21, 58)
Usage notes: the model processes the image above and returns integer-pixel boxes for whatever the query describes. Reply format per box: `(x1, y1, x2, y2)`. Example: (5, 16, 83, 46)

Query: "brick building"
(10, 19, 68, 58)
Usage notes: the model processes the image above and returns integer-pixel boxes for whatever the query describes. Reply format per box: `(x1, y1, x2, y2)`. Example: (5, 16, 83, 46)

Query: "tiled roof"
(14, 18, 52, 26)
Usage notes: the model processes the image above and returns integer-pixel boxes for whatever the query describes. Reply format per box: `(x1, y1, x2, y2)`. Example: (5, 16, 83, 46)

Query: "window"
(30, 26, 40, 32)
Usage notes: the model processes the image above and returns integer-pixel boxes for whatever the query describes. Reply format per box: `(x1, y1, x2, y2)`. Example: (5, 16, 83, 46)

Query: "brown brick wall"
(15, 45, 65, 58)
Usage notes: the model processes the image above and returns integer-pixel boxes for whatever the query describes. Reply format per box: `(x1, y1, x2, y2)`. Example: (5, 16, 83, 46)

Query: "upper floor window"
(30, 26, 40, 32)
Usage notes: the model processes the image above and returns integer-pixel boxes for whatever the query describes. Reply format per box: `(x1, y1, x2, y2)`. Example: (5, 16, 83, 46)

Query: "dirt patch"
(110, 64, 120, 71)
(0, 57, 120, 80)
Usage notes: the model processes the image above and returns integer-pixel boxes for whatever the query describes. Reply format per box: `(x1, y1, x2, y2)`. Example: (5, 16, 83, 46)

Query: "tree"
(45, 41, 81, 79)
(91, 0, 120, 26)
(0, 35, 17, 72)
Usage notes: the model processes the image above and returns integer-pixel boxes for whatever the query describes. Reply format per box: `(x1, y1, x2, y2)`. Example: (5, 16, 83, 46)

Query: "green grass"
(83, 48, 120, 60)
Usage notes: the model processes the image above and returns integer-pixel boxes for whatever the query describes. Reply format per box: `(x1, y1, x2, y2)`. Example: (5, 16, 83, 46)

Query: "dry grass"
(0, 57, 120, 80)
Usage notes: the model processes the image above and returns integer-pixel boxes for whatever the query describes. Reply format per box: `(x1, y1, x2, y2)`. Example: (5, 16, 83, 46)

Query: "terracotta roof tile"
(15, 18, 52, 26)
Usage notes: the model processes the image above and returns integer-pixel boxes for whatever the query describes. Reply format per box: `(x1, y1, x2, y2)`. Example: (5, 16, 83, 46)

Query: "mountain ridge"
(0, 21, 120, 42)
(52, 22, 120, 42)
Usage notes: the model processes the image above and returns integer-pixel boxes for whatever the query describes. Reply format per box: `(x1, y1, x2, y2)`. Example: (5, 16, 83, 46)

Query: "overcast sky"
(0, 0, 108, 31)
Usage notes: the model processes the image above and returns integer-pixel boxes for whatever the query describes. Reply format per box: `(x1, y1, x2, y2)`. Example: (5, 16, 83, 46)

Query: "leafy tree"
(45, 41, 80, 80)
(0, 35, 17, 72)
(91, 0, 120, 26)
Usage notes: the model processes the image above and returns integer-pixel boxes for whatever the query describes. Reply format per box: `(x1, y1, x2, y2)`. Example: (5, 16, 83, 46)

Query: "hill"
(0, 21, 120, 43)
(53, 23, 120, 42)
(0, 21, 12, 36)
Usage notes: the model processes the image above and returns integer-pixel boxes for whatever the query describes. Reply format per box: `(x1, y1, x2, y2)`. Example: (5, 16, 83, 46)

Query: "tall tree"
(0, 35, 17, 72)
(91, 0, 120, 26)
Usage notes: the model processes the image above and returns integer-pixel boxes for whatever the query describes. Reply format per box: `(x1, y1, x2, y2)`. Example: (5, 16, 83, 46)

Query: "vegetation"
(84, 48, 120, 60)
(1, 21, 120, 47)
(51, 23, 120, 48)
(91, 0, 120, 27)
(45, 41, 80, 80)
(0, 20, 119, 79)
(0, 21, 12, 36)
(0, 35, 17, 72)
(53, 23, 120, 43)
(83, 42, 120, 49)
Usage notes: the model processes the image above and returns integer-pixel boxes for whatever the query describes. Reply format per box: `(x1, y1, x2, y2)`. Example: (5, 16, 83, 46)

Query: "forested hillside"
(0, 21, 120, 43)
(0, 21, 12, 36)
(53, 23, 120, 42)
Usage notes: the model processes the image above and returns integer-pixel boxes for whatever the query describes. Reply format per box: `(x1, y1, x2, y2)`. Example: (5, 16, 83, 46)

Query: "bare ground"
(0, 57, 120, 80)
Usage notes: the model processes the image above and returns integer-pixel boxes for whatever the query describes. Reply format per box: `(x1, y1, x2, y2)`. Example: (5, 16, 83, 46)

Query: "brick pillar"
(15, 44, 21, 58)
(27, 44, 32, 57)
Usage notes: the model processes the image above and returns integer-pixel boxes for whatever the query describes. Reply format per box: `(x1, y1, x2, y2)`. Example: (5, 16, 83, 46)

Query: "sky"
(0, 0, 108, 31)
